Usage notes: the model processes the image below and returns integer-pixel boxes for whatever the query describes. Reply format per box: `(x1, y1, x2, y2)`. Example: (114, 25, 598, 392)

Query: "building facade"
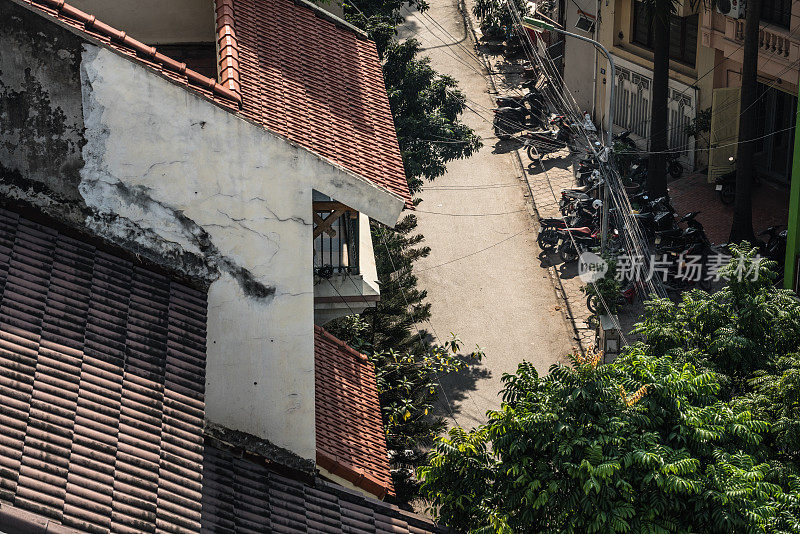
(589, 0, 710, 169)
(0, 0, 442, 530)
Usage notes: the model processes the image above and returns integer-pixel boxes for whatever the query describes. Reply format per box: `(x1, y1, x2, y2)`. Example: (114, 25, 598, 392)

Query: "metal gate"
(611, 56, 697, 167)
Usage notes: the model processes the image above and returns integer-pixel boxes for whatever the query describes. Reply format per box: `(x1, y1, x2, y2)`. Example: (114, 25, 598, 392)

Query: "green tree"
(420, 246, 800, 533)
(342, 1, 429, 57)
(472, 0, 529, 40)
(383, 38, 482, 194)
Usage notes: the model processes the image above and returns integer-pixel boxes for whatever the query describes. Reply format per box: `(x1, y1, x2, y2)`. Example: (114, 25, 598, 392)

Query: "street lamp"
(522, 16, 616, 147)
(522, 16, 616, 252)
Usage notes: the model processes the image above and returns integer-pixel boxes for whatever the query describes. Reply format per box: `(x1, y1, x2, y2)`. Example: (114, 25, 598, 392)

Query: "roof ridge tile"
(23, 0, 242, 106)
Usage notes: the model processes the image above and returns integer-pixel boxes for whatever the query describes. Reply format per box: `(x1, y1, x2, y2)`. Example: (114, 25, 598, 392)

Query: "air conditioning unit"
(716, 0, 746, 19)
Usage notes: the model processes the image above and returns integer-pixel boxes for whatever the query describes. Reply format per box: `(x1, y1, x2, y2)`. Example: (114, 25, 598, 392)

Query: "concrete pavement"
(398, 0, 574, 429)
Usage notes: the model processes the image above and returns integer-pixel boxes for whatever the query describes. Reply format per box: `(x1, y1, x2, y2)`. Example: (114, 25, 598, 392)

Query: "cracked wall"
(1, 1, 403, 462)
(0, 2, 86, 212)
(78, 43, 321, 459)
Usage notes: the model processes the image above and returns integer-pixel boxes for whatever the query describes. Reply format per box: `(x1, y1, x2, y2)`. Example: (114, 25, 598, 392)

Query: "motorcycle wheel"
(719, 184, 735, 205)
(526, 143, 538, 161)
(559, 241, 579, 263)
(537, 228, 560, 251)
(668, 161, 683, 179)
(586, 294, 599, 315)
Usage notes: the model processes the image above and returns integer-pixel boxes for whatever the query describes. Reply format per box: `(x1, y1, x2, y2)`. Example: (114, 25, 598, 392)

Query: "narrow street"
(398, 0, 574, 428)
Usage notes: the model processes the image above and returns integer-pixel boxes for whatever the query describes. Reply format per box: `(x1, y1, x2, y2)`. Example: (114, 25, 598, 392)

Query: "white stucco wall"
(563, 0, 600, 114)
(77, 44, 403, 461)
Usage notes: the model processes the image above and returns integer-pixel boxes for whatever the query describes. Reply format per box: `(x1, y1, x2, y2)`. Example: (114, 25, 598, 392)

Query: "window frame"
(631, 1, 698, 68)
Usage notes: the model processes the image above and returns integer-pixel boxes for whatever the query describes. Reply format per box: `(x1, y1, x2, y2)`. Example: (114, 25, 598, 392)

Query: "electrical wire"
(415, 229, 528, 273)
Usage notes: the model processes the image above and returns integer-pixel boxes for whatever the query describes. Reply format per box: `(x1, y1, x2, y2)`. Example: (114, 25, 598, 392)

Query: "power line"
(415, 230, 528, 273)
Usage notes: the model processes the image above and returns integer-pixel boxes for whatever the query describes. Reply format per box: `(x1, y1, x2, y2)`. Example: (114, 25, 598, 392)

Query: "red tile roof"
(0, 208, 208, 534)
(19, 0, 411, 208)
(0, 206, 441, 532)
(19, 0, 241, 108)
(314, 326, 394, 499)
(224, 0, 412, 208)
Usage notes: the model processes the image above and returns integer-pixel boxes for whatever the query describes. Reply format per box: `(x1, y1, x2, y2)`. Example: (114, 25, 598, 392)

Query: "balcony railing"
(313, 202, 359, 276)
(734, 20, 793, 59)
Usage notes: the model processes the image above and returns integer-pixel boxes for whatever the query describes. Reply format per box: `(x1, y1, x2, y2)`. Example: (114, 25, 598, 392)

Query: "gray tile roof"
(201, 440, 450, 534)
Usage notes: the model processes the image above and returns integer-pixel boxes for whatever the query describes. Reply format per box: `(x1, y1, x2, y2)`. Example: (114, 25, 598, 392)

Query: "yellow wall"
(593, 0, 714, 167)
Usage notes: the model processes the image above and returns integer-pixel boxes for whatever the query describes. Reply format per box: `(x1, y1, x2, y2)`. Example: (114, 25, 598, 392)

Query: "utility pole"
(523, 16, 616, 252)
(783, 92, 800, 290)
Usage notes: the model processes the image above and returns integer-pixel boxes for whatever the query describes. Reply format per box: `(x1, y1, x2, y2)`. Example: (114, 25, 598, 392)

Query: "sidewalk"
(670, 173, 790, 245)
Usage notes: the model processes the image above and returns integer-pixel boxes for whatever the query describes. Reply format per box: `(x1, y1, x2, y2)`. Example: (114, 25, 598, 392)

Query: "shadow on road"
(492, 138, 523, 154)
(558, 261, 579, 280)
(433, 354, 493, 424)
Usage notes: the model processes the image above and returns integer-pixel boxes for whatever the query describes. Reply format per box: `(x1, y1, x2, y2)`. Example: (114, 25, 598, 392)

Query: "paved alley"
(398, 0, 574, 429)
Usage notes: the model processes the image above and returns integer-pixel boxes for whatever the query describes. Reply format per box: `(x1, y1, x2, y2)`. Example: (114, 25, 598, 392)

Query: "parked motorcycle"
(667, 153, 684, 179)
(586, 280, 642, 315)
(714, 169, 736, 205)
(759, 225, 787, 280)
(492, 80, 548, 139)
(525, 116, 575, 159)
(557, 227, 601, 263)
(559, 174, 603, 215)
(654, 212, 710, 252)
(537, 201, 599, 251)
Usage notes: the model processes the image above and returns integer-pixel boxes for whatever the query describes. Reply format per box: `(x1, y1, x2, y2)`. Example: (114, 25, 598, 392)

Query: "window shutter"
(708, 87, 741, 182)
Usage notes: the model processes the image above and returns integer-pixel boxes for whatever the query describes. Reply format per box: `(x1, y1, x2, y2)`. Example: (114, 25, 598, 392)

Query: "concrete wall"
(593, 0, 711, 167)
(0, 0, 403, 463)
(562, 0, 599, 114)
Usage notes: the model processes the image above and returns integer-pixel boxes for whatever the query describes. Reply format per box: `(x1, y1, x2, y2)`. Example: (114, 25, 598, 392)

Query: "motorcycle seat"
(564, 226, 592, 235)
(540, 218, 566, 226)
(655, 228, 682, 237)
(563, 185, 593, 194)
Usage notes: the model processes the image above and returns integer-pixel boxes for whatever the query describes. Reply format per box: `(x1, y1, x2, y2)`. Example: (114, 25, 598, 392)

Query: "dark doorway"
(754, 82, 796, 183)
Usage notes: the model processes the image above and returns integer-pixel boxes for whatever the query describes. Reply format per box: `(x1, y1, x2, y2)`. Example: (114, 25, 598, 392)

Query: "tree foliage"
(383, 39, 482, 193)
(420, 245, 800, 533)
(472, 0, 529, 39)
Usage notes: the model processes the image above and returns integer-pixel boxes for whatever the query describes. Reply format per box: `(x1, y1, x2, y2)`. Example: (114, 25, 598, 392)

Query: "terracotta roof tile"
(17, 0, 409, 208)
(18, 0, 241, 108)
(200, 440, 448, 534)
(225, 0, 412, 208)
(314, 326, 394, 499)
(0, 208, 207, 534)
(0, 207, 446, 533)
